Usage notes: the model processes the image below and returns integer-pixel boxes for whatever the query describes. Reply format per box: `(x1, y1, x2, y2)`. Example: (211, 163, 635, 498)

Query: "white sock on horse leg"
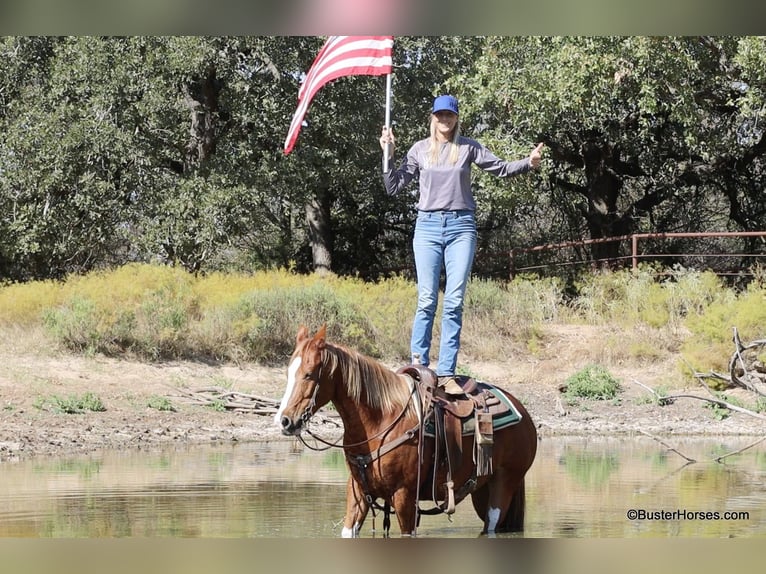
(341, 522, 361, 538)
(487, 506, 501, 533)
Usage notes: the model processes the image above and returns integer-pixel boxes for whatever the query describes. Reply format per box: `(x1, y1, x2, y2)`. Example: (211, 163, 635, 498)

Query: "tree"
(458, 36, 766, 269)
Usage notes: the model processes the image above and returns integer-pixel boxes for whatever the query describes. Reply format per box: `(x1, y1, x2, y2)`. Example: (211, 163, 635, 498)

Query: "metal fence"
(509, 231, 766, 278)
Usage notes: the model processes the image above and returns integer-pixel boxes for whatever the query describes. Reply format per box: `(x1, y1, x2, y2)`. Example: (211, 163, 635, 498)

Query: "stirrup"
(439, 376, 464, 395)
(443, 480, 456, 515)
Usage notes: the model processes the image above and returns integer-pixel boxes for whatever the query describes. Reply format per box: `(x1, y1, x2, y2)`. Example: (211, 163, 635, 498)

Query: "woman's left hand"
(529, 142, 544, 169)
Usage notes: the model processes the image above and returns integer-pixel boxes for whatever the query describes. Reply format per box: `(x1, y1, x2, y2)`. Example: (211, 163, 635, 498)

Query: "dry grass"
(0, 264, 764, 386)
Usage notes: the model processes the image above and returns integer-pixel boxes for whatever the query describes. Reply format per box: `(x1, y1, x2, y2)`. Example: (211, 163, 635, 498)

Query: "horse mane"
(322, 343, 415, 417)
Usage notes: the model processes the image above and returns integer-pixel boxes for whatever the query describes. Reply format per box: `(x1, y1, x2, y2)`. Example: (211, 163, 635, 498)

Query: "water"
(0, 436, 764, 538)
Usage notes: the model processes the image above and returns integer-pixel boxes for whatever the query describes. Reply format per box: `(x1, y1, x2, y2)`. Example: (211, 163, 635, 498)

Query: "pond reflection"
(0, 436, 764, 538)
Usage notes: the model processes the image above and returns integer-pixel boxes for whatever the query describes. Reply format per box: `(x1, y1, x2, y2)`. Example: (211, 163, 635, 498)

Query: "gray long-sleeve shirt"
(383, 136, 531, 211)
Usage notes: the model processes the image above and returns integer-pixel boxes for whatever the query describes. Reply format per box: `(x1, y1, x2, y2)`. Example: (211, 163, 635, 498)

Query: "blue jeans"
(411, 210, 477, 376)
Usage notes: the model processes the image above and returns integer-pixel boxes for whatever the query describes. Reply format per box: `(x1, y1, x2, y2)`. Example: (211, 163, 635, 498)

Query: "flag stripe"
(298, 37, 393, 100)
(284, 36, 393, 154)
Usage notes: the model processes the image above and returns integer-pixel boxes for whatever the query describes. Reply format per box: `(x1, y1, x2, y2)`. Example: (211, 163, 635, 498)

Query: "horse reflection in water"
(275, 325, 537, 537)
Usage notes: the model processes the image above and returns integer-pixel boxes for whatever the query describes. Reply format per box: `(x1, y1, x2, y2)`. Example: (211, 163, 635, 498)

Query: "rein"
(295, 373, 343, 451)
(296, 369, 422, 534)
(298, 372, 420, 455)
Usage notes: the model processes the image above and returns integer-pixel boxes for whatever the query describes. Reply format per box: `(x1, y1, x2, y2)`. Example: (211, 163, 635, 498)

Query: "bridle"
(294, 365, 421, 455)
(288, 356, 428, 536)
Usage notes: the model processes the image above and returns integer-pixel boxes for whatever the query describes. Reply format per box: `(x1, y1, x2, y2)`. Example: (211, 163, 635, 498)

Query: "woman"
(380, 94, 543, 377)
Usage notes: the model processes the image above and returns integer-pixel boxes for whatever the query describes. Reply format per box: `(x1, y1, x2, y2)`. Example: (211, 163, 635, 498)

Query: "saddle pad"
(423, 382, 522, 437)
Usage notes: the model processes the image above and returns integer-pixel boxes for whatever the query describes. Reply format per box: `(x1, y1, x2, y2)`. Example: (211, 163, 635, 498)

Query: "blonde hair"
(427, 116, 461, 167)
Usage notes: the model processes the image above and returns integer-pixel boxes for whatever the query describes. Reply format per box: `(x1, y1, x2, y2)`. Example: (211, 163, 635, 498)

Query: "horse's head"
(275, 324, 334, 436)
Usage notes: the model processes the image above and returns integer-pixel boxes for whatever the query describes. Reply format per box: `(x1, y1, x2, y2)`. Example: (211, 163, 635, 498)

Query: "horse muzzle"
(279, 415, 303, 436)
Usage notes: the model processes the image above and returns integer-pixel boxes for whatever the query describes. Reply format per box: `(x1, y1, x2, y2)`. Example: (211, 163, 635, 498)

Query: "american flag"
(284, 36, 393, 155)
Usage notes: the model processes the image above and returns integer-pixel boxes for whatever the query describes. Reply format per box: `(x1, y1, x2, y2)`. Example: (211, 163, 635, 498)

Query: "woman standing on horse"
(380, 94, 543, 379)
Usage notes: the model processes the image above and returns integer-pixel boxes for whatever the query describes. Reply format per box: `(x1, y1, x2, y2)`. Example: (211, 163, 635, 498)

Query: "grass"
(147, 395, 176, 412)
(34, 392, 106, 414)
(635, 384, 672, 407)
(2, 262, 765, 384)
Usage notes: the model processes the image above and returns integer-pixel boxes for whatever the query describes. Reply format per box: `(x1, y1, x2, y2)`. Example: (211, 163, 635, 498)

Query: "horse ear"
(296, 325, 310, 343)
(313, 324, 327, 350)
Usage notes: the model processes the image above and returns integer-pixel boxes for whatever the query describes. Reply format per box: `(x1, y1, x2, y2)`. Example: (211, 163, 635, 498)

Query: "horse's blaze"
(275, 356, 302, 431)
(277, 326, 538, 536)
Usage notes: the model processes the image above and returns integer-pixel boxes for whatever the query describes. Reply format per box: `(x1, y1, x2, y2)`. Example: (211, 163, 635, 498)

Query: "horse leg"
(341, 476, 369, 538)
(391, 486, 418, 537)
(482, 471, 522, 535)
(470, 483, 489, 523)
(498, 479, 525, 533)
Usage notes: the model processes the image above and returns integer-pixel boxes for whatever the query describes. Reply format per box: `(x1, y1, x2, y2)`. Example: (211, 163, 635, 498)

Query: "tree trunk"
(183, 64, 220, 172)
(305, 190, 333, 274)
(582, 140, 624, 266)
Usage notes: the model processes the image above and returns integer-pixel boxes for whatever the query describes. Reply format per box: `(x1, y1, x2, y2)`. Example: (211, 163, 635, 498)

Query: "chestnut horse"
(275, 325, 537, 537)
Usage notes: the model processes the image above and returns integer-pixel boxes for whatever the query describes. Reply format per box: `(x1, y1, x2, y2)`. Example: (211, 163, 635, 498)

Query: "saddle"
(396, 364, 520, 515)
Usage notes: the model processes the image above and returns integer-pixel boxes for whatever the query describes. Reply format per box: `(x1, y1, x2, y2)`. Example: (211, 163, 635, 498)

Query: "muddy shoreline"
(2, 350, 763, 463)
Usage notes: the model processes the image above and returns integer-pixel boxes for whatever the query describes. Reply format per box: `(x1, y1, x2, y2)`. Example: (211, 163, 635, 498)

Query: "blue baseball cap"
(432, 95, 459, 115)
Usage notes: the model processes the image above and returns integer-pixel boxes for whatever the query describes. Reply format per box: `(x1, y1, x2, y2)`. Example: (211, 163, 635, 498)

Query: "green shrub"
(219, 282, 378, 364)
(35, 392, 106, 414)
(565, 364, 621, 400)
(42, 296, 102, 355)
(147, 395, 176, 412)
(572, 266, 729, 329)
(13, 262, 764, 381)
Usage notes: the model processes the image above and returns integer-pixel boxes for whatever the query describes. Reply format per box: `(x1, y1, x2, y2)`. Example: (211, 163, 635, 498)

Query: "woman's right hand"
(380, 126, 395, 158)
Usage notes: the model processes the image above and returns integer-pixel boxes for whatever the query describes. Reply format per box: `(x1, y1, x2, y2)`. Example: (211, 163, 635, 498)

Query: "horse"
(274, 325, 538, 537)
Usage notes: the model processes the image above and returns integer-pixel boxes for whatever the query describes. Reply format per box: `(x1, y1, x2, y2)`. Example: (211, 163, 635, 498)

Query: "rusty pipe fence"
(509, 231, 766, 278)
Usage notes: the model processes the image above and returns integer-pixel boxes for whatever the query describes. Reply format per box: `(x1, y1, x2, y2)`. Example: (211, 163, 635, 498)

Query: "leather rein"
(294, 369, 425, 530)
(296, 369, 422, 457)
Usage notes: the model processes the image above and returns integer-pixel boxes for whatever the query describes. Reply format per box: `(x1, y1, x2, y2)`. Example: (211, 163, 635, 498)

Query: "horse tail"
(500, 479, 526, 532)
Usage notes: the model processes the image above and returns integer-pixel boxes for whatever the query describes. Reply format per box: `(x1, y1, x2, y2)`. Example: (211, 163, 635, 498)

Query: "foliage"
(2, 37, 765, 284)
(41, 263, 199, 358)
(2, 263, 764, 382)
(564, 364, 622, 400)
(681, 280, 766, 372)
(458, 37, 766, 269)
(461, 275, 566, 358)
(35, 392, 106, 414)
(573, 266, 731, 328)
(704, 392, 743, 420)
(147, 395, 176, 412)
(635, 384, 671, 406)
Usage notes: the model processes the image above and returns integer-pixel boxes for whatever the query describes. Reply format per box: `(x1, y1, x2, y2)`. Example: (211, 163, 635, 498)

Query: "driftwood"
(168, 386, 342, 427)
(171, 386, 281, 413)
(728, 327, 766, 397)
(630, 329, 766, 462)
(639, 430, 766, 465)
(691, 328, 766, 397)
(629, 377, 766, 422)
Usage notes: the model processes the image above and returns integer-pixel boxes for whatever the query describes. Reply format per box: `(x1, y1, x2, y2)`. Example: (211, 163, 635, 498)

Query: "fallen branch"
(729, 327, 766, 397)
(638, 430, 696, 463)
(168, 386, 341, 426)
(667, 392, 766, 421)
(629, 377, 766, 420)
(713, 435, 766, 463)
(630, 378, 673, 405)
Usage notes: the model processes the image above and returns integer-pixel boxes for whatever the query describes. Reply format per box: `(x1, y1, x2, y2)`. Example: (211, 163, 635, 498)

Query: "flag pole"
(383, 72, 392, 173)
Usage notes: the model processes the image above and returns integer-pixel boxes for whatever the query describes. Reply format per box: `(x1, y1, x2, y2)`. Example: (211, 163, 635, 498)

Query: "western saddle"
(396, 364, 516, 516)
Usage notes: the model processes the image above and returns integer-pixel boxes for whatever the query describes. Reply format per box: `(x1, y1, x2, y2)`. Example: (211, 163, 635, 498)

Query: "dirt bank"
(1, 326, 764, 463)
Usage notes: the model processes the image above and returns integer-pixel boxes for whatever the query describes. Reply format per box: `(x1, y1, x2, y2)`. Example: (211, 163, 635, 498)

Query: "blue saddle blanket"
(424, 382, 522, 437)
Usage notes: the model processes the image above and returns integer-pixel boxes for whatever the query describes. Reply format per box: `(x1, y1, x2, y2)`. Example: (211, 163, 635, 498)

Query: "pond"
(0, 436, 764, 538)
